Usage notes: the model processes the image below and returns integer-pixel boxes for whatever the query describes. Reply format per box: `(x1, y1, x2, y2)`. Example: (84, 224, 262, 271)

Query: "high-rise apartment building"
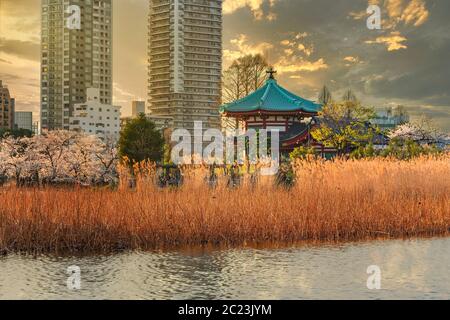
(131, 101, 146, 117)
(41, 0, 112, 131)
(14, 111, 33, 132)
(0, 80, 15, 130)
(147, 0, 222, 131)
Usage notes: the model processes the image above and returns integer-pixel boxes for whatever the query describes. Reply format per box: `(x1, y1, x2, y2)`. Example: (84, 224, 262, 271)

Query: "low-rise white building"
(70, 88, 121, 142)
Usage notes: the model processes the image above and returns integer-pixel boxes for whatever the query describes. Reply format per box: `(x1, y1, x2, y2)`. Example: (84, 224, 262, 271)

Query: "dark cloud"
(0, 72, 39, 87)
(0, 0, 41, 42)
(0, 73, 21, 81)
(0, 38, 40, 62)
(0, 58, 12, 64)
(235, 0, 450, 131)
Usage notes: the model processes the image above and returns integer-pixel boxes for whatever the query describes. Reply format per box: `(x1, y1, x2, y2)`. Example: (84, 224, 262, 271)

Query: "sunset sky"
(0, 0, 449, 131)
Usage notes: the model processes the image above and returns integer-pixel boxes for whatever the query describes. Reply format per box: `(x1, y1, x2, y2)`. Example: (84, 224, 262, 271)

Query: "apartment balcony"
(184, 22, 221, 30)
(183, 14, 221, 22)
(149, 106, 172, 111)
(182, 91, 219, 96)
(184, 56, 221, 62)
(149, 72, 171, 79)
(150, 18, 170, 26)
(184, 18, 222, 25)
(148, 71, 171, 78)
(149, 28, 170, 36)
(184, 64, 221, 71)
(184, 35, 221, 42)
(150, 92, 171, 97)
(150, 34, 170, 41)
(151, 1, 170, 8)
(184, 5, 221, 14)
(149, 62, 170, 72)
(151, 6, 170, 14)
(148, 97, 170, 103)
(184, 84, 220, 91)
(149, 43, 171, 50)
(150, 84, 171, 90)
(184, 78, 221, 84)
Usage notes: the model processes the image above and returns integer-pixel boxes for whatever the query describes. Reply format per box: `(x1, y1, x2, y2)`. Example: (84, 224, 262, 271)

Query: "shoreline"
(2, 234, 450, 258)
(1, 157, 449, 256)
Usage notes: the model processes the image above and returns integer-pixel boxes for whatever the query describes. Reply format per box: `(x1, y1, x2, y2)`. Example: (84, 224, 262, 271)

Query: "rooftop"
(220, 71, 322, 115)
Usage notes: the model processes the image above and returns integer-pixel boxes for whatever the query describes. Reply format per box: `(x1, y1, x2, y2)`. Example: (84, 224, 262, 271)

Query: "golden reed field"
(0, 156, 449, 254)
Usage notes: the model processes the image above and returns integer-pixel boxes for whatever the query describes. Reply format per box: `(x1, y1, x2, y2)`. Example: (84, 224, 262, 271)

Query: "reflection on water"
(0, 238, 449, 300)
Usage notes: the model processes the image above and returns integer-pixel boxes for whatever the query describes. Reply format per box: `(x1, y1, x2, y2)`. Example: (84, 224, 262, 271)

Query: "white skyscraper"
(41, 0, 112, 130)
(147, 0, 222, 131)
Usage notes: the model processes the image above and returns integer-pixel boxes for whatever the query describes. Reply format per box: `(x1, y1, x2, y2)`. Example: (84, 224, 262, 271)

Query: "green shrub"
(290, 146, 317, 161)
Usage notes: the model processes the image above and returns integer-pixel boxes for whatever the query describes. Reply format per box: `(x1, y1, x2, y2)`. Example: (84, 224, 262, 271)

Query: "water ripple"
(0, 238, 449, 299)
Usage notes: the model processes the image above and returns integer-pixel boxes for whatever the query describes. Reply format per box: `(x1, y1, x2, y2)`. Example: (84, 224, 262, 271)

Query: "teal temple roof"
(220, 78, 322, 114)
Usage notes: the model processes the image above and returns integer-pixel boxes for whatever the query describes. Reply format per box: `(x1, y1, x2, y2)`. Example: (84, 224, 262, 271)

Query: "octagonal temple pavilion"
(220, 69, 323, 153)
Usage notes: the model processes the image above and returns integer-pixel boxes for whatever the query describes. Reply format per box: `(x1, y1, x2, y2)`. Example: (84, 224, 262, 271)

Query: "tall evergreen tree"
(118, 114, 164, 164)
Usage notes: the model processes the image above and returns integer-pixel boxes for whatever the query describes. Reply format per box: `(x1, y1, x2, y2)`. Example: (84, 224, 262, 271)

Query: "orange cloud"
(223, 0, 279, 20)
(365, 31, 408, 51)
(277, 56, 328, 74)
(350, 0, 429, 28)
(280, 40, 294, 46)
(223, 34, 274, 67)
(344, 56, 359, 63)
(401, 0, 429, 26)
(297, 44, 314, 57)
(224, 33, 327, 75)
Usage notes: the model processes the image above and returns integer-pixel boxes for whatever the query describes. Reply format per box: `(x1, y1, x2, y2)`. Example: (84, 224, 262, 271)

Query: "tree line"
(1, 55, 447, 187)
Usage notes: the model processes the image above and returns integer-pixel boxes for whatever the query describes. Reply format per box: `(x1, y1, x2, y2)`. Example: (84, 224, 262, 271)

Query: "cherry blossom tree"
(0, 130, 119, 186)
(0, 145, 9, 185)
(389, 117, 446, 145)
(34, 130, 79, 183)
(0, 136, 33, 184)
(92, 137, 119, 185)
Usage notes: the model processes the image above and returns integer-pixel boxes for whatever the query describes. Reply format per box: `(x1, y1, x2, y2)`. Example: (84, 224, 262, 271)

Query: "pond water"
(0, 237, 449, 300)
